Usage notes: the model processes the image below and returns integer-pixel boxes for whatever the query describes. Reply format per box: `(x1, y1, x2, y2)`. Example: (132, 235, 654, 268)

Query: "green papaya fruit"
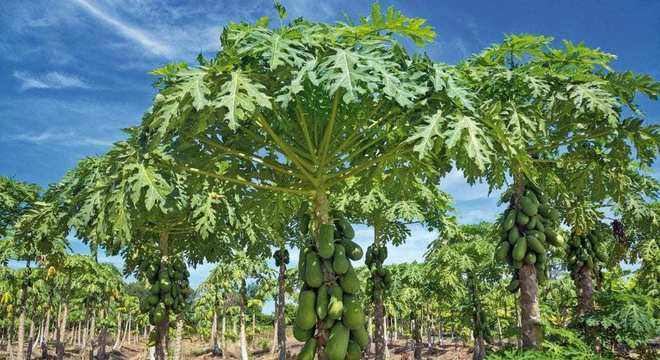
(343, 240, 363, 261)
(545, 230, 562, 247)
(332, 245, 350, 275)
(328, 286, 344, 319)
(326, 323, 350, 360)
(494, 242, 511, 262)
(293, 325, 314, 341)
(339, 266, 360, 294)
(506, 279, 520, 293)
(585, 256, 594, 269)
(378, 246, 388, 262)
(527, 235, 545, 254)
(521, 196, 538, 216)
(538, 205, 550, 217)
(365, 246, 374, 267)
(508, 227, 520, 244)
(595, 244, 608, 262)
(298, 337, 318, 360)
(516, 212, 530, 226)
(527, 215, 537, 230)
(524, 252, 537, 265)
(304, 251, 323, 288)
(346, 340, 361, 360)
(351, 324, 369, 350)
(295, 290, 317, 330)
(550, 208, 560, 222)
(338, 218, 355, 240)
(512, 236, 527, 261)
(318, 223, 335, 259)
(525, 190, 539, 205)
(513, 259, 523, 269)
(322, 317, 336, 330)
(502, 210, 517, 231)
(535, 220, 545, 232)
(298, 248, 308, 280)
(147, 295, 159, 306)
(316, 284, 329, 320)
(342, 296, 365, 330)
(567, 254, 577, 265)
(300, 213, 311, 235)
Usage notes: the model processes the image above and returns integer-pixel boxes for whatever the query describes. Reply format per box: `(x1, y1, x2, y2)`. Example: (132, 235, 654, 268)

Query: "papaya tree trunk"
(112, 313, 121, 351)
(373, 220, 387, 360)
(574, 265, 594, 317)
(469, 273, 486, 360)
(239, 279, 248, 360)
(413, 315, 422, 360)
(276, 257, 286, 360)
(210, 309, 221, 355)
(155, 231, 170, 360)
(16, 260, 30, 360)
(221, 311, 226, 352)
(174, 315, 183, 360)
(518, 264, 542, 349)
(98, 309, 107, 360)
(313, 191, 333, 360)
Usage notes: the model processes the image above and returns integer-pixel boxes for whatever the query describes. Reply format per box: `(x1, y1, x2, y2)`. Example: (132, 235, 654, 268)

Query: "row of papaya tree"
(1, 2, 659, 360)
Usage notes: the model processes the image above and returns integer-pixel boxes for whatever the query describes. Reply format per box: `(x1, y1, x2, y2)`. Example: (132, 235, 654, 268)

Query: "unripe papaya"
(525, 190, 539, 205)
(326, 323, 350, 360)
(521, 196, 538, 216)
(516, 212, 530, 226)
(506, 279, 519, 293)
(300, 213, 311, 235)
(527, 235, 545, 254)
(346, 340, 361, 360)
(342, 296, 365, 330)
(293, 325, 314, 341)
(550, 208, 560, 222)
(304, 251, 322, 288)
(524, 252, 537, 265)
(502, 210, 516, 231)
(298, 248, 308, 280)
(527, 215, 537, 230)
(328, 286, 344, 319)
(322, 317, 336, 330)
(295, 290, 317, 330)
(535, 220, 545, 232)
(343, 240, 363, 261)
(494, 241, 510, 262)
(318, 223, 335, 259)
(508, 227, 520, 244)
(339, 266, 360, 294)
(338, 218, 354, 240)
(332, 245, 350, 275)
(595, 243, 608, 262)
(297, 337, 318, 360)
(512, 237, 527, 261)
(351, 323, 369, 349)
(316, 284, 328, 320)
(545, 230, 562, 247)
(378, 246, 388, 262)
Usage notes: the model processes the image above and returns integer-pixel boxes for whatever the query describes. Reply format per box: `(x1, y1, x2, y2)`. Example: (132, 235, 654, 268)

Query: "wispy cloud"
(2, 128, 114, 147)
(13, 71, 89, 91)
(71, 0, 173, 56)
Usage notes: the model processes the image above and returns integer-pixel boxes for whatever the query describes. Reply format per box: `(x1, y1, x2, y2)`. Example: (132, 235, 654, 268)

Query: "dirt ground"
(1, 333, 474, 359)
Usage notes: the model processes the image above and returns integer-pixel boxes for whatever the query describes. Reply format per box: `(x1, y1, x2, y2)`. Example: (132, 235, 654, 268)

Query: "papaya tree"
(426, 222, 503, 360)
(414, 34, 660, 349)
(134, 2, 500, 357)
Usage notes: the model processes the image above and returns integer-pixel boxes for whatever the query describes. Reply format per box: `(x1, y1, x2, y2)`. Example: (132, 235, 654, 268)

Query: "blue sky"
(1, 0, 659, 291)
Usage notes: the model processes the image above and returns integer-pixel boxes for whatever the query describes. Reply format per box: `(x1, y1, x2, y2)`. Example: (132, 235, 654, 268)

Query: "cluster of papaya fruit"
(274, 249, 290, 267)
(140, 256, 192, 332)
(365, 243, 392, 295)
(295, 217, 369, 360)
(495, 183, 563, 292)
(567, 229, 609, 274)
(474, 308, 494, 344)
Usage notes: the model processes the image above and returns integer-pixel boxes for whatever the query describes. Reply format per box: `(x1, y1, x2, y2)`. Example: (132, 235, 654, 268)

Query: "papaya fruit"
(527, 235, 545, 254)
(293, 325, 314, 341)
(338, 218, 354, 240)
(502, 210, 516, 231)
(535, 220, 545, 232)
(295, 290, 317, 330)
(513, 260, 523, 269)
(516, 212, 530, 226)
(550, 208, 560, 222)
(346, 340, 361, 360)
(304, 251, 323, 288)
(506, 279, 519, 293)
(351, 324, 369, 350)
(595, 243, 608, 262)
(322, 317, 336, 330)
(332, 245, 350, 274)
(147, 295, 159, 306)
(538, 205, 550, 217)
(378, 246, 388, 262)
(545, 230, 561, 247)
(327, 286, 344, 319)
(318, 223, 335, 259)
(300, 213, 311, 235)
(298, 337, 318, 360)
(342, 296, 365, 330)
(316, 284, 328, 320)
(298, 248, 308, 280)
(524, 252, 537, 265)
(494, 241, 510, 262)
(525, 190, 539, 205)
(527, 215, 537, 230)
(521, 196, 538, 216)
(339, 266, 360, 294)
(508, 227, 520, 244)
(343, 240, 363, 261)
(512, 236, 527, 261)
(326, 323, 350, 360)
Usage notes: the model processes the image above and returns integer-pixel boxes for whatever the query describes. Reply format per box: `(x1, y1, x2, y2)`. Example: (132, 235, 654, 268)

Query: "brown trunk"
(174, 316, 183, 360)
(276, 258, 287, 360)
(16, 261, 31, 360)
(574, 265, 594, 317)
(413, 316, 422, 360)
(373, 220, 386, 360)
(519, 264, 542, 349)
(313, 192, 332, 360)
(469, 273, 486, 360)
(239, 280, 248, 360)
(155, 231, 170, 360)
(97, 309, 107, 360)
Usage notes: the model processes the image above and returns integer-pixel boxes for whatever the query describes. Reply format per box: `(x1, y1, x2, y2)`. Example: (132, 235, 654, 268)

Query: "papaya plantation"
(1, 2, 659, 360)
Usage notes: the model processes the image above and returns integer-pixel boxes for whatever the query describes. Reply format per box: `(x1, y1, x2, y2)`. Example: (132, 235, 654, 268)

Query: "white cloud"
(2, 128, 114, 147)
(71, 0, 173, 56)
(440, 168, 501, 201)
(13, 71, 89, 91)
